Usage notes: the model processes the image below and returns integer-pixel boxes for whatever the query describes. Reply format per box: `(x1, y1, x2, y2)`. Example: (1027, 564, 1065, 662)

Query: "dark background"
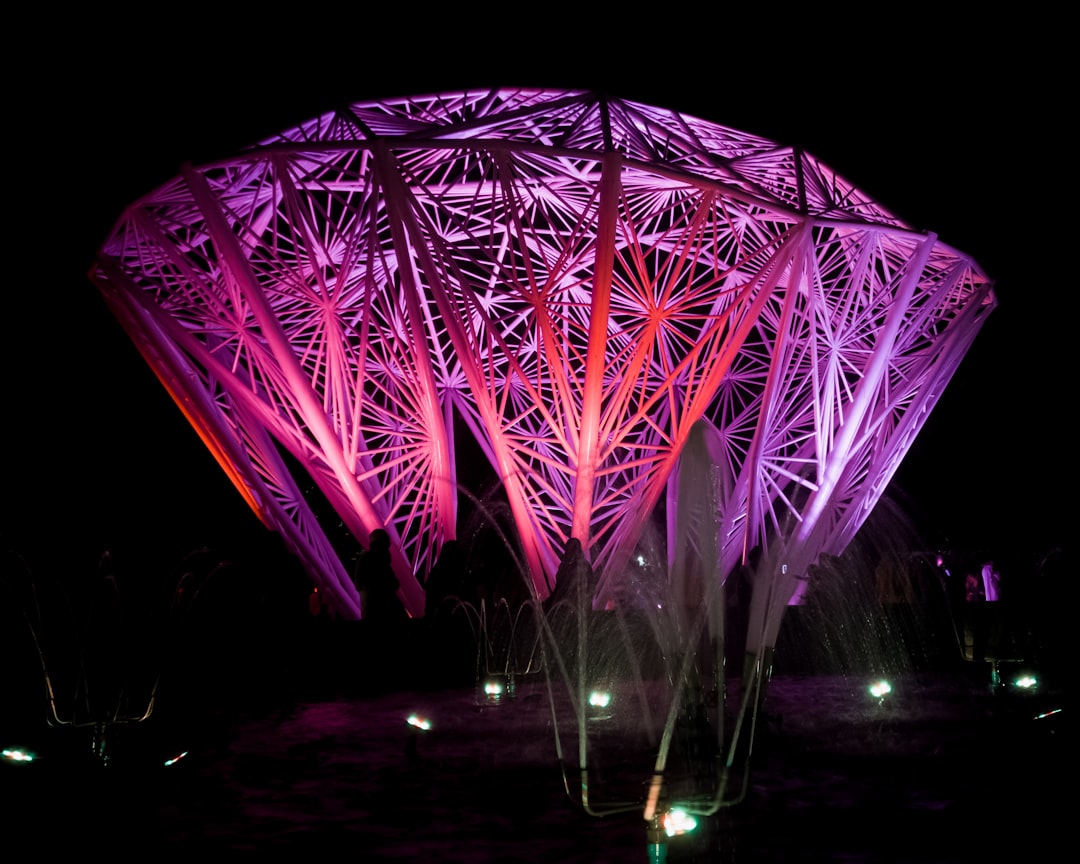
(4, 10, 1071, 588)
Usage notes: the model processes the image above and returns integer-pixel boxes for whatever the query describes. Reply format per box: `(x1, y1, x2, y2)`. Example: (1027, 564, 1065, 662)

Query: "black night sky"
(5, 11, 1072, 588)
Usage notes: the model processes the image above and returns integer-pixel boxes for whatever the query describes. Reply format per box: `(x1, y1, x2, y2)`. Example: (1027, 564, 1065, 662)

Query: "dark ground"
(1, 594, 1070, 863)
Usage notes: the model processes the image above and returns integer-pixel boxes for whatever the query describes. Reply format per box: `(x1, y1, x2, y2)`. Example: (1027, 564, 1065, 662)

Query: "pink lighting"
(89, 89, 994, 663)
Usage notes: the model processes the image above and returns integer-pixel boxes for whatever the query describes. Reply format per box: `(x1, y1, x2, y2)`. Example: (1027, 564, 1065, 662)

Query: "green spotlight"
(869, 680, 892, 699)
(406, 713, 433, 731)
(663, 807, 698, 837)
(2, 748, 36, 764)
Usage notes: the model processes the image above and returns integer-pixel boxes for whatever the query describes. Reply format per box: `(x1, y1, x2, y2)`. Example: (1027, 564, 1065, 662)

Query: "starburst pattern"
(91, 89, 994, 626)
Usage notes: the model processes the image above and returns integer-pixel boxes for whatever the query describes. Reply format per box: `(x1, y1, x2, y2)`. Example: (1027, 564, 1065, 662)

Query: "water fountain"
(0, 544, 254, 768)
(421, 422, 824, 860)
(71, 88, 1036, 858)
(434, 418, 1063, 862)
(3, 496, 1063, 860)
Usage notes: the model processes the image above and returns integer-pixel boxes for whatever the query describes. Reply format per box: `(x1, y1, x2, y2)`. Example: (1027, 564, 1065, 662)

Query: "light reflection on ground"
(3, 669, 1067, 862)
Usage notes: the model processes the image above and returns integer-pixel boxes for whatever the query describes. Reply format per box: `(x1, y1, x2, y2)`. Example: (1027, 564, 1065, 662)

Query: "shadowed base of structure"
(1, 667, 1068, 862)
(1, 598, 1069, 862)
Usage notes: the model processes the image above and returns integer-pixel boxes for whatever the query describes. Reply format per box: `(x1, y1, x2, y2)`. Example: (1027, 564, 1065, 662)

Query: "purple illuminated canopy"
(89, 88, 995, 653)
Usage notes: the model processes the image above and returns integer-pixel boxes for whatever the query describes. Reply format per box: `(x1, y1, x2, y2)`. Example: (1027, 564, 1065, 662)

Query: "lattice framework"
(90, 89, 995, 643)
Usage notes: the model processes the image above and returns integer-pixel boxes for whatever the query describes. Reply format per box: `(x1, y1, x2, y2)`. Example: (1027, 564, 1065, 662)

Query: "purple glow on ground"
(5, 670, 1064, 860)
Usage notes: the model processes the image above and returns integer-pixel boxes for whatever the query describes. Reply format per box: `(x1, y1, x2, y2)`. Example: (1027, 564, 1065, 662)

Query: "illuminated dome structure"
(89, 89, 995, 657)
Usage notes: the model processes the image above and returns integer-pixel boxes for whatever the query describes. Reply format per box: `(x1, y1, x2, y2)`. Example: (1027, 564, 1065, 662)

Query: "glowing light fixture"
(869, 680, 892, 699)
(406, 713, 432, 731)
(588, 690, 612, 709)
(2, 748, 36, 764)
(663, 807, 698, 837)
(587, 688, 614, 721)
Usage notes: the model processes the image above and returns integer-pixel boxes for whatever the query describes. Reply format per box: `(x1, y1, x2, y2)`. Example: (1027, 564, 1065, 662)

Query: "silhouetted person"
(981, 560, 1001, 603)
(977, 558, 1007, 663)
(308, 584, 333, 619)
(544, 537, 596, 613)
(963, 569, 987, 662)
(353, 529, 407, 624)
(420, 539, 474, 686)
(964, 571, 984, 604)
(875, 551, 913, 604)
(540, 538, 596, 681)
(424, 539, 466, 618)
(725, 546, 758, 673)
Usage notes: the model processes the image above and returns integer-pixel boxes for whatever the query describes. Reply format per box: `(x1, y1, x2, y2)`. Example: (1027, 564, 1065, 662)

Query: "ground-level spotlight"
(406, 713, 433, 731)
(2, 747, 36, 765)
(1012, 674, 1038, 690)
(480, 674, 516, 704)
(405, 712, 433, 764)
(587, 688, 613, 720)
(869, 680, 892, 701)
(645, 805, 699, 863)
(662, 807, 698, 837)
